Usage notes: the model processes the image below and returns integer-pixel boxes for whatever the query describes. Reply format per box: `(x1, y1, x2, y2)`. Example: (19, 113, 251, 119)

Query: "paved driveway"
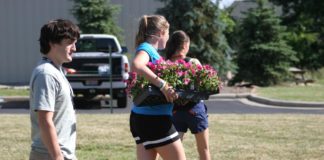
(1, 98, 324, 114)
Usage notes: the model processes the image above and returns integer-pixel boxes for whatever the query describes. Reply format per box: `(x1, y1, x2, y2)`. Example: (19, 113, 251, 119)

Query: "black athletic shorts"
(130, 111, 180, 149)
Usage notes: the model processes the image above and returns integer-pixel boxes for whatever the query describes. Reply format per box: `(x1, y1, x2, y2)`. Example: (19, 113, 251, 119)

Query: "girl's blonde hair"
(135, 15, 169, 47)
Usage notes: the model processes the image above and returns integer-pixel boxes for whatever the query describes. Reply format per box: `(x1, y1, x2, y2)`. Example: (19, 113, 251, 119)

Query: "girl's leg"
(137, 144, 158, 160)
(194, 128, 211, 160)
(178, 132, 185, 141)
(156, 132, 185, 160)
(155, 139, 186, 160)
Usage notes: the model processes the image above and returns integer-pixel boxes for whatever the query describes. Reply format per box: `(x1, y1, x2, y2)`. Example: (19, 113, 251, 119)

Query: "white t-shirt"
(29, 58, 76, 159)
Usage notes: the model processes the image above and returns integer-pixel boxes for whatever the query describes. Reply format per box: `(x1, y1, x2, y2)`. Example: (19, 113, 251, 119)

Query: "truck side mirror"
(121, 46, 128, 54)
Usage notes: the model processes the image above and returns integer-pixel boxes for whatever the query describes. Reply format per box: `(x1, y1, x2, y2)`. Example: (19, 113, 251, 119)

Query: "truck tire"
(117, 96, 127, 108)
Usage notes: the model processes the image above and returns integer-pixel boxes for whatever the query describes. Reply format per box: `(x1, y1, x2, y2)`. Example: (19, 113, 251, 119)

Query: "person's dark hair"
(135, 15, 169, 47)
(165, 30, 190, 60)
(39, 19, 80, 55)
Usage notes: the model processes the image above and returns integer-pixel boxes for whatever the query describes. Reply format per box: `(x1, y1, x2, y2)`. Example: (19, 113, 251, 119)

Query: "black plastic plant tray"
(133, 85, 219, 107)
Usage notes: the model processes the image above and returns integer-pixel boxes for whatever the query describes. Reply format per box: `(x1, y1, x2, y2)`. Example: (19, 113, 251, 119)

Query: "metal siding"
(0, 0, 163, 84)
(0, 1, 8, 83)
(0, 0, 75, 84)
(110, 0, 163, 58)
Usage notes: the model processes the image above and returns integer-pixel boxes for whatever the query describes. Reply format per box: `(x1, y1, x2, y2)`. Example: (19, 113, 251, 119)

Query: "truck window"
(76, 38, 118, 53)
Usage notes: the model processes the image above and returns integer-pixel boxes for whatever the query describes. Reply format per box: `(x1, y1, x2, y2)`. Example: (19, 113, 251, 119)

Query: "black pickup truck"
(63, 34, 130, 108)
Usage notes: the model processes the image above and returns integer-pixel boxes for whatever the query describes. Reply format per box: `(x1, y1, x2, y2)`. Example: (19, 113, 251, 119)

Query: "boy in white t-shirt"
(29, 19, 80, 160)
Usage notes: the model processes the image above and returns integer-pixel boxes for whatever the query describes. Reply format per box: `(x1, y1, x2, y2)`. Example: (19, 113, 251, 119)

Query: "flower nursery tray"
(133, 85, 219, 107)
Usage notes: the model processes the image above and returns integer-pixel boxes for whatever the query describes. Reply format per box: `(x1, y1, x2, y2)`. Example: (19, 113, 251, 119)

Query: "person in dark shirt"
(165, 30, 211, 160)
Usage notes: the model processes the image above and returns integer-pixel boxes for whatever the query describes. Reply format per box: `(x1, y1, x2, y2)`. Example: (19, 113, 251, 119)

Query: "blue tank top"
(131, 42, 173, 115)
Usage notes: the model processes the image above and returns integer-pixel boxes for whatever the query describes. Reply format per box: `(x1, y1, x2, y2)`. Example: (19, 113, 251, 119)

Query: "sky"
(213, 0, 236, 9)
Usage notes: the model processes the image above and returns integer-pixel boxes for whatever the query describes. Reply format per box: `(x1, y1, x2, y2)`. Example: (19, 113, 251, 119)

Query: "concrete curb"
(210, 93, 324, 108)
(0, 96, 28, 109)
(0, 96, 29, 101)
(210, 93, 250, 99)
(247, 94, 324, 108)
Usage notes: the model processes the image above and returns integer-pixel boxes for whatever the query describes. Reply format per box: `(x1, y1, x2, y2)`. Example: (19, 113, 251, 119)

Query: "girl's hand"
(160, 83, 178, 103)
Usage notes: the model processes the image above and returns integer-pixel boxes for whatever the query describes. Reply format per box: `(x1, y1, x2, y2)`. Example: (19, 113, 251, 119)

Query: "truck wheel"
(117, 96, 127, 108)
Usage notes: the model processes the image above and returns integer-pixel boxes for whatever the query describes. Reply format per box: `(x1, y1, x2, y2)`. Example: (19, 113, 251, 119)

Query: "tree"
(71, 0, 123, 42)
(156, 0, 233, 77)
(269, 0, 324, 71)
(233, 0, 297, 86)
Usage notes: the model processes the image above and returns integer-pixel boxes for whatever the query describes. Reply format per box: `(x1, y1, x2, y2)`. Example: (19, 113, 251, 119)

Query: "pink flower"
(176, 59, 186, 64)
(184, 63, 191, 68)
(129, 72, 137, 80)
(177, 71, 185, 77)
(155, 57, 165, 64)
(190, 68, 196, 75)
(184, 78, 190, 85)
(147, 62, 156, 71)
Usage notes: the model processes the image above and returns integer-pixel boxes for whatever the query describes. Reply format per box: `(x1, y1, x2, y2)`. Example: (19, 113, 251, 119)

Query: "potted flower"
(126, 59, 221, 106)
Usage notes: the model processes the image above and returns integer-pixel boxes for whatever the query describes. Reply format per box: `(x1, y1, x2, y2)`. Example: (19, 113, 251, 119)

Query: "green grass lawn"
(0, 88, 29, 96)
(1, 114, 324, 160)
(256, 84, 324, 102)
(253, 69, 324, 102)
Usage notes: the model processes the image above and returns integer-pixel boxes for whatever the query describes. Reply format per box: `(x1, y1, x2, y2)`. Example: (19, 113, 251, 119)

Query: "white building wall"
(0, 0, 163, 84)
